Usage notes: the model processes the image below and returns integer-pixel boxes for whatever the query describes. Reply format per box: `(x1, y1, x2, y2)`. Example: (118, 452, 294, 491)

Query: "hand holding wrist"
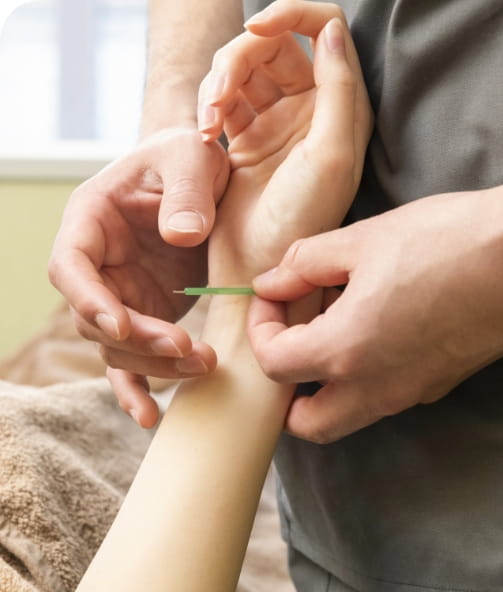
(249, 186, 503, 443)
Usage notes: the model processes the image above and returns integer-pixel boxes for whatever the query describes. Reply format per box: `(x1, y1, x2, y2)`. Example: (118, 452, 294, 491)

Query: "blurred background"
(0, 0, 147, 357)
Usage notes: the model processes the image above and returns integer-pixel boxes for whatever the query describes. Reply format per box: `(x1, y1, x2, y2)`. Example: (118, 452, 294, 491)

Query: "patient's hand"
(199, 0, 373, 284)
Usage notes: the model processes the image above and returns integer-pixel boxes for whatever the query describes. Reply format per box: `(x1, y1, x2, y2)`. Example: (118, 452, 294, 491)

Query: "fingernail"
(95, 312, 120, 340)
(200, 131, 214, 143)
(325, 18, 346, 55)
(207, 71, 227, 105)
(199, 104, 217, 131)
(150, 336, 183, 357)
(176, 355, 209, 376)
(164, 210, 205, 234)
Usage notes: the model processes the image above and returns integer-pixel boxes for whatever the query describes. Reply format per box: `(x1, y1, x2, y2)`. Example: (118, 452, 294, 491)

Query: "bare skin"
(70, 0, 372, 429)
(75, 4, 372, 590)
(48, 0, 244, 425)
(249, 187, 503, 444)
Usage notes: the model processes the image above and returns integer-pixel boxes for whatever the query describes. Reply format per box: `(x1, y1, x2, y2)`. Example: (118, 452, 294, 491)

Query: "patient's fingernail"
(199, 105, 217, 131)
(164, 210, 205, 234)
(95, 313, 120, 340)
(325, 18, 346, 55)
(207, 72, 227, 105)
(176, 356, 209, 376)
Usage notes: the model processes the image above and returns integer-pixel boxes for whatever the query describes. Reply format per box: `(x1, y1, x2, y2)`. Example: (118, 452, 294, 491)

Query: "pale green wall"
(0, 180, 77, 357)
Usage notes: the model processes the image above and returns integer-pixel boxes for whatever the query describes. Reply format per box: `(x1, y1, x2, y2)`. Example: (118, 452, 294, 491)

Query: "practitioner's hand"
(48, 128, 229, 426)
(249, 189, 503, 443)
(199, 0, 372, 284)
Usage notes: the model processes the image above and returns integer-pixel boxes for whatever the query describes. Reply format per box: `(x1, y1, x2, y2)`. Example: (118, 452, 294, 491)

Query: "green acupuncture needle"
(173, 287, 255, 296)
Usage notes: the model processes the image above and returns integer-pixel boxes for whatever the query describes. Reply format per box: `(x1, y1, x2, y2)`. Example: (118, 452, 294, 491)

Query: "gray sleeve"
(336, 0, 503, 218)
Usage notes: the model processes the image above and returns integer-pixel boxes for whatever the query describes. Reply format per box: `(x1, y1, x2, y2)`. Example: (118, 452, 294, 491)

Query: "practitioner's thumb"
(159, 134, 229, 247)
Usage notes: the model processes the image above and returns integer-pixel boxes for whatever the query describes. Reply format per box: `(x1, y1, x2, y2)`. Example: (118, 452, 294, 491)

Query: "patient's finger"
(199, 31, 311, 142)
(249, 19, 358, 249)
(304, 19, 356, 176)
(199, 75, 258, 144)
(221, 92, 258, 143)
(245, 0, 346, 40)
(198, 33, 314, 141)
(311, 18, 372, 186)
(198, 73, 225, 139)
(245, 0, 364, 95)
(208, 30, 313, 108)
(239, 67, 284, 114)
(201, 71, 283, 143)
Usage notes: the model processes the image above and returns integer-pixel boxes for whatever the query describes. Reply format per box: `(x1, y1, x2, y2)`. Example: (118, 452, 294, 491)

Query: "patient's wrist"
(201, 296, 252, 362)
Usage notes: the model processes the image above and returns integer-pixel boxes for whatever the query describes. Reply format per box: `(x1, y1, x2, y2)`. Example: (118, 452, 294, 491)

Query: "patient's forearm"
(76, 297, 293, 592)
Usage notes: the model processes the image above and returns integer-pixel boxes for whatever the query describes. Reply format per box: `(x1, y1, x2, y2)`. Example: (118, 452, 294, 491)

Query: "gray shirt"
(246, 0, 503, 590)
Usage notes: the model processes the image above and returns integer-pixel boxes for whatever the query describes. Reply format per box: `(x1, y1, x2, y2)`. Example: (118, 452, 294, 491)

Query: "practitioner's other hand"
(48, 128, 229, 427)
(249, 189, 503, 443)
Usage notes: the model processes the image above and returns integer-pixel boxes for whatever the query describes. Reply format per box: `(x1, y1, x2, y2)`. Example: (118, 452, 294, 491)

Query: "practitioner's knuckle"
(166, 176, 203, 199)
(334, 352, 361, 382)
(72, 315, 95, 341)
(75, 293, 105, 326)
(325, 338, 363, 383)
(255, 351, 276, 379)
(282, 238, 308, 271)
(254, 349, 289, 383)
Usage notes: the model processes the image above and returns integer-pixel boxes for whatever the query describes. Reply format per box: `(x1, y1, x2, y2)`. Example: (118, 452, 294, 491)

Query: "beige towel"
(0, 378, 152, 592)
(0, 303, 293, 591)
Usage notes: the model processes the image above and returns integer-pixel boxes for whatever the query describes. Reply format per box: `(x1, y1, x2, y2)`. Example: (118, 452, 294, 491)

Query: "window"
(0, 0, 147, 151)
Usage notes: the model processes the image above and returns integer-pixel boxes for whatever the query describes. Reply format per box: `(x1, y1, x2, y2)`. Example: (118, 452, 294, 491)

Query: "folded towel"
(0, 378, 152, 592)
(0, 303, 294, 591)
